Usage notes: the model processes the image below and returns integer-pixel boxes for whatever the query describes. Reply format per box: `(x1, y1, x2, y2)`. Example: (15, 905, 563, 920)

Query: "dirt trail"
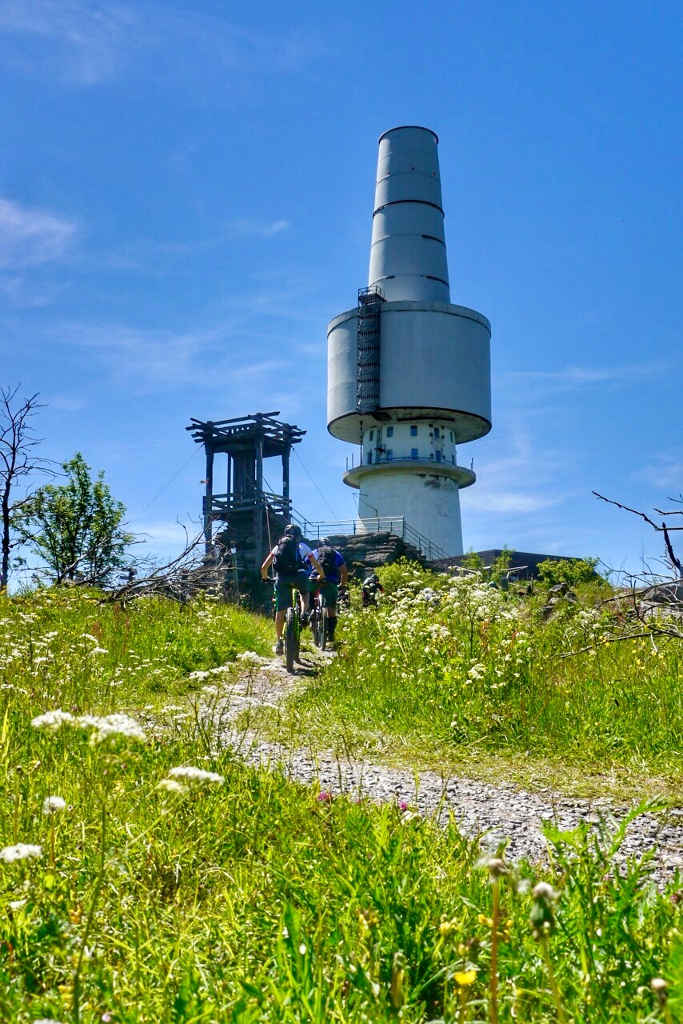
(179, 651, 683, 887)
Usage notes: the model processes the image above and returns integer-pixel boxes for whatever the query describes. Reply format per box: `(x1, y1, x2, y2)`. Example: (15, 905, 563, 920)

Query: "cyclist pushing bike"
(310, 540, 348, 646)
(261, 524, 325, 655)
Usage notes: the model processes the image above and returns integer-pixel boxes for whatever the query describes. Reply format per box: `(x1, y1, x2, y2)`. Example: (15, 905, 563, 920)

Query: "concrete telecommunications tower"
(326, 126, 491, 555)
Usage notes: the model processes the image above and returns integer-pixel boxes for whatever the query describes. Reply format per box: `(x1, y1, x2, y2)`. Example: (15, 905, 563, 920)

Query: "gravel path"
(188, 651, 683, 888)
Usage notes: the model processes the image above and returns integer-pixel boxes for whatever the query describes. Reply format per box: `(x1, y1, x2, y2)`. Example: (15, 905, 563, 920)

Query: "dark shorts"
(274, 572, 314, 611)
(317, 581, 339, 608)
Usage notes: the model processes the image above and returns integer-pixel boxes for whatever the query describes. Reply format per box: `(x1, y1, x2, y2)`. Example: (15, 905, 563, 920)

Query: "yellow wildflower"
(454, 969, 477, 987)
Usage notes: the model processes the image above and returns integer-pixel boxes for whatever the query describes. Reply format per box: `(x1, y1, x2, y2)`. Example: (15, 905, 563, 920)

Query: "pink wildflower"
(316, 791, 332, 803)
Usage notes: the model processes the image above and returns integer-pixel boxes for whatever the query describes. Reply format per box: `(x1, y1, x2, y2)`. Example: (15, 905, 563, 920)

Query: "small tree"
(17, 453, 133, 586)
(537, 556, 600, 587)
(0, 386, 48, 592)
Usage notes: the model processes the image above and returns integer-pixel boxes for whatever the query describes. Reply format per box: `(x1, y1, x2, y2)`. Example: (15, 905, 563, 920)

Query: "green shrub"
(537, 556, 601, 587)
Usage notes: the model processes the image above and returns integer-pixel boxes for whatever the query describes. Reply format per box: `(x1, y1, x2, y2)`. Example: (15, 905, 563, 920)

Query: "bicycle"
(309, 586, 326, 650)
(283, 584, 305, 672)
(309, 578, 348, 651)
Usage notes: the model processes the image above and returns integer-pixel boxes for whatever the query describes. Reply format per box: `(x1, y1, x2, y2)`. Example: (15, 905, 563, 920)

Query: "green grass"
(0, 587, 681, 1022)
(249, 562, 683, 803)
(0, 586, 273, 713)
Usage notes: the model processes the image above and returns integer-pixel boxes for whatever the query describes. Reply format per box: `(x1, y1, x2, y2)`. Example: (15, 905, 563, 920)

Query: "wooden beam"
(204, 429, 214, 554)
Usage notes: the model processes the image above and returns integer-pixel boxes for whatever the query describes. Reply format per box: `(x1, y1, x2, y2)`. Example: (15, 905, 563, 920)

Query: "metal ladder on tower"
(356, 285, 384, 414)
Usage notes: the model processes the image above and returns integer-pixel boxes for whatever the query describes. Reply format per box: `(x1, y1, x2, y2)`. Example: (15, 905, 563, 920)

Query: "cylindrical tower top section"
(369, 126, 450, 303)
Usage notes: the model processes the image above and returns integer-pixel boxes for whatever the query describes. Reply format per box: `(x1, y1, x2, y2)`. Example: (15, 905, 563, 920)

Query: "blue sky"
(1, 0, 681, 576)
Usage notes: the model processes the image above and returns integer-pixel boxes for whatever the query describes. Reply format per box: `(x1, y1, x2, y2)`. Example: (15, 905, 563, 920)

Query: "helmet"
(284, 523, 302, 539)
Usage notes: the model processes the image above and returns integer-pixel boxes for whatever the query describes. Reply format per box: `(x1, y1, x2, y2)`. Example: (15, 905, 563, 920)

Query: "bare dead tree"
(106, 530, 234, 606)
(593, 491, 682, 576)
(559, 491, 683, 654)
(0, 386, 53, 591)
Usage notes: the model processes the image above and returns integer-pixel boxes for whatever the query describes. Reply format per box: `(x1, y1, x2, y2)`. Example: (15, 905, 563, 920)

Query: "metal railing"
(206, 492, 291, 517)
(289, 512, 448, 562)
(345, 452, 476, 472)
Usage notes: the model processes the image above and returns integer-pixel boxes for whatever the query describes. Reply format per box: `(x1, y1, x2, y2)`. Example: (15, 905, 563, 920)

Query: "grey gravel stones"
(200, 654, 683, 889)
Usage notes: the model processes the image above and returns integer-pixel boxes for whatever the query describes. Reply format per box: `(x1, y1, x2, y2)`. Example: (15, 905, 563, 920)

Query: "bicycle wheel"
(294, 612, 301, 663)
(284, 607, 296, 672)
(318, 609, 327, 651)
(312, 605, 325, 649)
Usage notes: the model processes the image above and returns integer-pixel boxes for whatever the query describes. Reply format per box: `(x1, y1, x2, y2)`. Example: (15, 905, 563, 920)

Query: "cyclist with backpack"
(361, 570, 384, 607)
(310, 540, 348, 646)
(260, 524, 325, 654)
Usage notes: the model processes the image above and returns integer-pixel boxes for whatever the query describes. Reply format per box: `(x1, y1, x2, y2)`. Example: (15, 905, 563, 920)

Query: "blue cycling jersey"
(312, 548, 345, 584)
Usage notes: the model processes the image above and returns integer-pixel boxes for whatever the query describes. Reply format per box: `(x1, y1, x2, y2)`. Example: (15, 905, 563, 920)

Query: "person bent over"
(311, 540, 348, 646)
(361, 571, 384, 607)
(261, 524, 325, 654)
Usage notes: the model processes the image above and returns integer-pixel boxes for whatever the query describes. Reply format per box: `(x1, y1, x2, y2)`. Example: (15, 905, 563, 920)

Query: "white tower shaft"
(326, 127, 491, 556)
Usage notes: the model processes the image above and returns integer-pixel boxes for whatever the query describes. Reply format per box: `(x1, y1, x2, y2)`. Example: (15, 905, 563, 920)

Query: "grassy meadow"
(255, 561, 683, 802)
(0, 584, 681, 1022)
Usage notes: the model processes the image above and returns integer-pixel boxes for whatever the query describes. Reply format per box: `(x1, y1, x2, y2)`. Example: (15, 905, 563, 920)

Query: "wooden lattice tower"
(185, 412, 305, 576)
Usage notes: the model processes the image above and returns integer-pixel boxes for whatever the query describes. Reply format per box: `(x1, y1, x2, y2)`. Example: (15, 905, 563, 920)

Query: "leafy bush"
(537, 556, 601, 587)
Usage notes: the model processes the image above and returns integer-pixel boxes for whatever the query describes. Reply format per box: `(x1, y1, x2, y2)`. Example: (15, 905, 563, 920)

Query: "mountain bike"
(309, 587, 326, 650)
(283, 586, 305, 672)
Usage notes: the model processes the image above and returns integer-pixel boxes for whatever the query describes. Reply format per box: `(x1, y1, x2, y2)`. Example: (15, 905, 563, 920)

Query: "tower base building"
(326, 127, 491, 555)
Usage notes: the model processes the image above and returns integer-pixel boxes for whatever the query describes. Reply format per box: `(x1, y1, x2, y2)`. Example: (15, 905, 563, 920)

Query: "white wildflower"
(237, 650, 265, 664)
(167, 765, 224, 786)
(89, 647, 108, 656)
(0, 843, 43, 863)
(74, 714, 101, 729)
(78, 713, 146, 744)
(532, 881, 557, 901)
(8, 898, 27, 910)
(157, 778, 188, 795)
(31, 710, 74, 732)
(42, 796, 66, 816)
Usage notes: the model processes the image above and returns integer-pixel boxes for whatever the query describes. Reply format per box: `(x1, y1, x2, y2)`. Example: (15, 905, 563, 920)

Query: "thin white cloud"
(0, 198, 78, 268)
(48, 394, 87, 412)
(104, 220, 292, 269)
(462, 490, 562, 514)
(633, 454, 683, 491)
(506, 361, 669, 390)
(460, 423, 570, 540)
(227, 219, 291, 239)
(130, 521, 193, 545)
(0, 273, 66, 307)
(51, 319, 287, 393)
(0, 0, 325, 86)
(0, 0, 135, 84)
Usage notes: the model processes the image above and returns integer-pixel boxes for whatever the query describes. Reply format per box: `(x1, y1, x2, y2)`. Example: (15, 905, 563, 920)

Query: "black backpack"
(272, 537, 301, 576)
(317, 545, 337, 575)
